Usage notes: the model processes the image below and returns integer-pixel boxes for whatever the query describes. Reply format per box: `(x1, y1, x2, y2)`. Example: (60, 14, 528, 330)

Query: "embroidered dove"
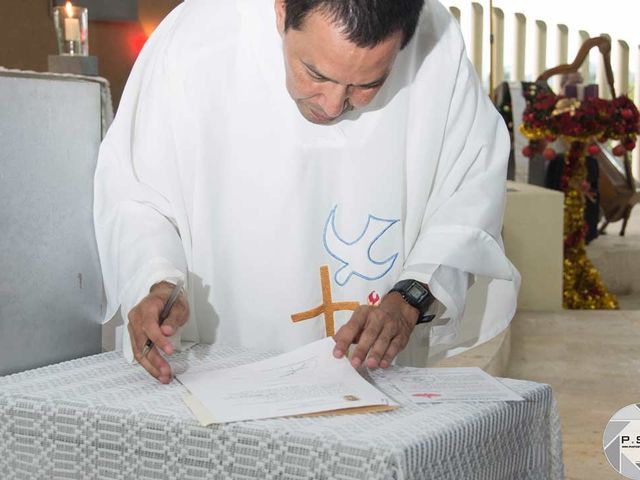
(323, 205, 399, 286)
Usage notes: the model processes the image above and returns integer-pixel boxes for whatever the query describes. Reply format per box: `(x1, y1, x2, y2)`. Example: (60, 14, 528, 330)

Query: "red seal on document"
(412, 393, 441, 399)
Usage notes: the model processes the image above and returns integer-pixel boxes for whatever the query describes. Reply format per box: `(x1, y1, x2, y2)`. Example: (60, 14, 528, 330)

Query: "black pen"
(141, 279, 185, 358)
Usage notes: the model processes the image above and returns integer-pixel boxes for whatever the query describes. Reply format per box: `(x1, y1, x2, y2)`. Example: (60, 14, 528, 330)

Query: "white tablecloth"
(0, 345, 563, 479)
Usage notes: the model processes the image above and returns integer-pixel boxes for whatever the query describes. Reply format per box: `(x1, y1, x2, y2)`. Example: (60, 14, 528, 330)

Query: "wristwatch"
(389, 279, 436, 324)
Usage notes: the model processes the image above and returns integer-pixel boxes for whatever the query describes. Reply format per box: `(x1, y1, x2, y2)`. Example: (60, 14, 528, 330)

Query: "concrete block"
(504, 181, 564, 311)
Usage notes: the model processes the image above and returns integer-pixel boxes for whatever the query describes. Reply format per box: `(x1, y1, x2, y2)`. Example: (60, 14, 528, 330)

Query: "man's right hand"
(127, 281, 189, 384)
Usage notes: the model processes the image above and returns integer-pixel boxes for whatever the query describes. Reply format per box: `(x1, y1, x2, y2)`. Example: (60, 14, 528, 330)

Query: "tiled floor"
(506, 210, 640, 480)
(507, 308, 640, 480)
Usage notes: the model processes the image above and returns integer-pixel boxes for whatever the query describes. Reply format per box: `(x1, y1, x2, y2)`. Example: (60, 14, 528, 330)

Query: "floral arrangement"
(520, 84, 640, 160)
(519, 82, 640, 310)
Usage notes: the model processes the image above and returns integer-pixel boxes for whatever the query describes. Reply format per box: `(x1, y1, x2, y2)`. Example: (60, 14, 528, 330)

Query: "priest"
(94, 0, 519, 383)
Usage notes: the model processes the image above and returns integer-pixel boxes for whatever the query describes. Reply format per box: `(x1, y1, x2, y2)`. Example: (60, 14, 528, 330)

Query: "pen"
(141, 279, 185, 358)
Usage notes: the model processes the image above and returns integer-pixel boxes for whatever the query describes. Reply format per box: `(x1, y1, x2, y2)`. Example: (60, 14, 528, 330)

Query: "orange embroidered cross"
(291, 265, 359, 337)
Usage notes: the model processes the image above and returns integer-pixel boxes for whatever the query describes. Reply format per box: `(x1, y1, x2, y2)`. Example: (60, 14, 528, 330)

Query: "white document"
(176, 338, 398, 425)
(388, 367, 524, 404)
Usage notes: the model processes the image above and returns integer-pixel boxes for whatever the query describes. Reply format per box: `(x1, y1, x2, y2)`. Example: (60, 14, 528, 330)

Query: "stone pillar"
(577, 30, 591, 82)
(616, 40, 630, 95)
(449, 6, 461, 23)
(554, 24, 569, 92)
(513, 13, 526, 82)
(491, 7, 504, 88)
(534, 20, 547, 78)
(471, 2, 484, 80)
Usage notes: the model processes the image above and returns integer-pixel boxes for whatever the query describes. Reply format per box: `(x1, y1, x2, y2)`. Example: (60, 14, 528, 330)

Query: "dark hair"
(284, 0, 425, 49)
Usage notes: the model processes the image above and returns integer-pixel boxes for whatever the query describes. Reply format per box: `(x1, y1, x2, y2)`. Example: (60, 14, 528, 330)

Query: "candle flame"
(65, 1, 73, 17)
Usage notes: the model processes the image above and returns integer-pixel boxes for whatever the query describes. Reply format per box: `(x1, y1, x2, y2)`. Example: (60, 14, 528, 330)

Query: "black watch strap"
(416, 313, 436, 325)
(389, 279, 436, 324)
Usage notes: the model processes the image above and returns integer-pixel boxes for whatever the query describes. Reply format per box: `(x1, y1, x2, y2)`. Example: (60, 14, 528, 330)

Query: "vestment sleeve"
(94, 7, 189, 362)
(400, 47, 518, 347)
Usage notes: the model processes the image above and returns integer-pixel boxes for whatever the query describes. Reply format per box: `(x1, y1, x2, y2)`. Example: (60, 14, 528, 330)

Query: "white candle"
(64, 17, 81, 42)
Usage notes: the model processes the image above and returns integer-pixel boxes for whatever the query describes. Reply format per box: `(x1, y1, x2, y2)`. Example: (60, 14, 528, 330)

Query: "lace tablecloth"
(0, 345, 563, 479)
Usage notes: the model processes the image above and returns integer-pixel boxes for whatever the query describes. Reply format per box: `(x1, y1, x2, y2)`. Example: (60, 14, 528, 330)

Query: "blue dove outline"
(323, 205, 399, 286)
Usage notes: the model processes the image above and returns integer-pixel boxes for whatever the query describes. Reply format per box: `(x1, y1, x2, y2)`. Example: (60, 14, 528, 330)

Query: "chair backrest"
(596, 147, 639, 222)
(0, 70, 105, 375)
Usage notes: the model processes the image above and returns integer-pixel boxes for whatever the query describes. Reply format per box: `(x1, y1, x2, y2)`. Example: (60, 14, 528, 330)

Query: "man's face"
(275, 1, 403, 125)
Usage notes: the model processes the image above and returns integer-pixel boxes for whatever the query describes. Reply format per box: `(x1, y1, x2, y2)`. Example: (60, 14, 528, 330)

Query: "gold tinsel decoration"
(560, 142, 618, 309)
(518, 84, 640, 309)
(520, 126, 618, 309)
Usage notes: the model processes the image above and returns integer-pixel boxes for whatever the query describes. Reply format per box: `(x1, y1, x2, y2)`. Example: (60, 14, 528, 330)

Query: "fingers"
(350, 309, 386, 368)
(148, 282, 190, 338)
(127, 282, 191, 384)
(158, 296, 189, 337)
(140, 298, 174, 355)
(333, 306, 368, 359)
(129, 323, 173, 384)
(365, 320, 399, 369)
(335, 302, 416, 369)
(146, 347, 172, 384)
(380, 337, 404, 369)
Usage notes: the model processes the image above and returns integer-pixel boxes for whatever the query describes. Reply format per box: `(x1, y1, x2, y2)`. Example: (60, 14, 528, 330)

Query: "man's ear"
(274, 0, 286, 36)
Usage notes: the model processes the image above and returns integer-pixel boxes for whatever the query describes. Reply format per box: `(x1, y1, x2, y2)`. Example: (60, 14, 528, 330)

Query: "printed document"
(177, 338, 398, 425)
(388, 367, 524, 404)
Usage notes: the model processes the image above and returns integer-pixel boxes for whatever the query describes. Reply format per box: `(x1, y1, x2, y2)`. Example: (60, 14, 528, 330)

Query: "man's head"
(275, 0, 425, 125)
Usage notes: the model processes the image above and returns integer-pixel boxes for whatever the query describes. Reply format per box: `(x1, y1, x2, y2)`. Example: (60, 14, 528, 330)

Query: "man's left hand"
(333, 292, 420, 369)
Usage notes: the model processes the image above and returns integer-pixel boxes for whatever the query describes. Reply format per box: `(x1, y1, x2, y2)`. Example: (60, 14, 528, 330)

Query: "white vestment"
(94, 0, 520, 365)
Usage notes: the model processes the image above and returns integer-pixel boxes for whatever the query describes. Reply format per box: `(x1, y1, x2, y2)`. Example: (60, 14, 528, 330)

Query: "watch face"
(408, 283, 428, 302)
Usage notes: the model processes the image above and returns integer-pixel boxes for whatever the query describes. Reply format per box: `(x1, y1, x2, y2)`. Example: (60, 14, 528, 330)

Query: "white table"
(0, 345, 564, 479)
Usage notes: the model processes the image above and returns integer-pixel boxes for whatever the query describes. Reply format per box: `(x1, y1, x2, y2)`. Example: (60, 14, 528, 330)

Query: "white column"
(471, 2, 484, 80)
(555, 24, 569, 92)
(513, 13, 526, 82)
(449, 6, 461, 23)
(577, 30, 591, 82)
(534, 20, 547, 78)
(491, 7, 505, 88)
(556, 25, 569, 64)
(598, 33, 612, 99)
(616, 40, 630, 95)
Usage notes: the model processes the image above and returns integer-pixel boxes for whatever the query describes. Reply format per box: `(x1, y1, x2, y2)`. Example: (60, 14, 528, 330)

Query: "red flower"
(543, 147, 556, 160)
(613, 144, 626, 156)
(587, 144, 600, 155)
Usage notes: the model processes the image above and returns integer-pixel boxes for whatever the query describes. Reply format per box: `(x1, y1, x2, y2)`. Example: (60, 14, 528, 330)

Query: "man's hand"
(333, 292, 419, 369)
(127, 281, 189, 384)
